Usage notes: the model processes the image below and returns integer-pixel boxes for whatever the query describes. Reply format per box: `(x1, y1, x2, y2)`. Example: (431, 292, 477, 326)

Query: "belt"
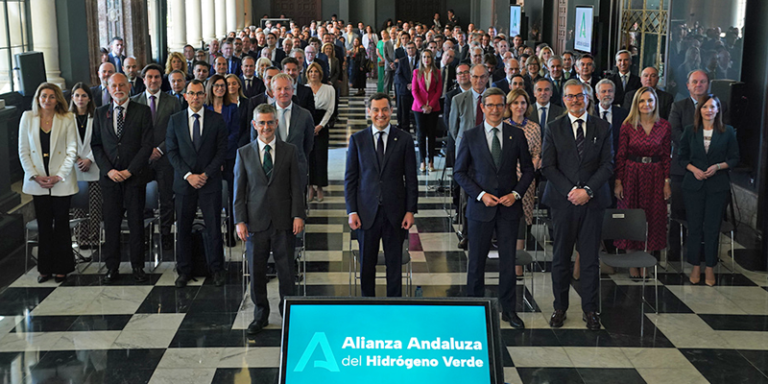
(627, 155, 662, 164)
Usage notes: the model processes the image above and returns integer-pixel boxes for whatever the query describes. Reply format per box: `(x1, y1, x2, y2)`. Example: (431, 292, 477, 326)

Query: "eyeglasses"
(563, 93, 586, 101)
(483, 103, 506, 109)
(186, 91, 206, 97)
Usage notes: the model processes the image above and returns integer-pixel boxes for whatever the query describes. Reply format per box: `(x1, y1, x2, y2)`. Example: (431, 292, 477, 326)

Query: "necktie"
(279, 108, 288, 140)
(575, 119, 585, 158)
(263, 144, 273, 177)
(475, 95, 483, 126)
(246, 79, 251, 92)
(621, 74, 627, 89)
(540, 107, 547, 130)
(491, 127, 501, 167)
(602, 110, 609, 122)
(192, 113, 201, 150)
(376, 131, 385, 166)
(116, 105, 124, 139)
(102, 87, 110, 106)
(228, 59, 233, 74)
(149, 95, 156, 121)
(176, 92, 183, 102)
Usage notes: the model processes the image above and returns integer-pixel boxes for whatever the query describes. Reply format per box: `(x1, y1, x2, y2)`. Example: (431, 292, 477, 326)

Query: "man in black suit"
(494, 39, 510, 70)
(235, 104, 305, 336)
(530, 77, 566, 137)
(264, 33, 287, 68)
(183, 45, 196, 76)
(345, 93, 418, 297)
(167, 70, 188, 109)
(221, 40, 242, 76)
(166, 79, 228, 288)
(576, 54, 601, 92)
(91, 73, 154, 284)
(439, 49, 458, 95)
(562, 51, 578, 80)
(281, 57, 316, 117)
(606, 50, 642, 108)
(240, 67, 282, 147)
(92, 63, 116, 107)
(595, 78, 630, 156)
(240, 56, 262, 98)
(541, 79, 613, 331)
(453, 88, 535, 329)
(107, 37, 126, 74)
(491, 58, 521, 96)
(622, 67, 674, 120)
(544, 56, 565, 107)
(132, 64, 182, 249)
(395, 42, 418, 133)
(456, 32, 471, 63)
(123, 57, 145, 96)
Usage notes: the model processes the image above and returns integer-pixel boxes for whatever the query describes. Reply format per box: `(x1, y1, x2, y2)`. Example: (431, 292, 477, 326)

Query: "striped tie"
(575, 119, 585, 158)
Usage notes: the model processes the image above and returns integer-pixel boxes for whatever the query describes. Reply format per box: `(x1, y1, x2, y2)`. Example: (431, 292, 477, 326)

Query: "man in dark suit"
(240, 56, 262, 98)
(265, 33, 287, 68)
(491, 58, 521, 96)
(622, 67, 674, 120)
(270, 73, 315, 187)
(562, 51, 578, 80)
(456, 32, 471, 63)
(544, 56, 565, 107)
(345, 93, 418, 297)
(541, 79, 613, 331)
(439, 49, 458, 95)
(132, 64, 182, 249)
(235, 103, 305, 335)
(453, 88, 535, 329)
(494, 39, 510, 70)
(221, 40, 242, 76)
(395, 42, 418, 133)
(239, 67, 282, 147)
(91, 73, 154, 284)
(576, 54, 601, 93)
(595, 79, 630, 156)
(530, 77, 566, 138)
(92, 63, 116, 107)
(167, 70, 188, 109)
(107, 37, 126, 74)
(606, 50, 642, 108)
(166, 79, 228, 288)
(123, 57, 145, 96)
(281, 57, 316, 117)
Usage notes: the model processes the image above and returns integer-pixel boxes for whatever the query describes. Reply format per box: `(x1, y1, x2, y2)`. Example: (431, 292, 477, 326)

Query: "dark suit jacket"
(240, 76, 262, 98)
(165, 109, 228, 195)
(606, 72, 641, 107)
(395, 56, 418, 96)
(439, 64, 457, 95)
(541, 114, 614, 210)
(226, 56, 242, 76)
(344, 126, 418, 230)
(599, 105, 630, 157)
(457, 44, 471, 63)
(622, 88, 674, 120)
(233, 139, 306, 232)
(240, 93, 301, 147)
(108, 52, 126, 74)
(668, 98, 696, 177)
(678, 125, 739, 192)
(529, 103, 566, 135)
(91, 101, 154, 186)
(491, 78, 511, 96)
(272, 49, 287, 69)
(131, 91, 182, 154)
(167, 90, 188, 110)
(442, 87, 463, 128)
(544, 74, 565, 107)
(295, 82, 317, 117)
(454, 123, 535, 222)
(91, 85, 107, 107)
(128, 78, 146, 96)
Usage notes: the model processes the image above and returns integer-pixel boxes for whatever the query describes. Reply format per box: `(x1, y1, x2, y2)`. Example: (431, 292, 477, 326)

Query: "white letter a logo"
(294, 332, 340, 372)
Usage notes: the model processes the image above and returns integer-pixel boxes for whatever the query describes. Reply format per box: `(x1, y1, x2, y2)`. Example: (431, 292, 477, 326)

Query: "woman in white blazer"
(69, 83, 102, 250)
(18, 83, 78, 283)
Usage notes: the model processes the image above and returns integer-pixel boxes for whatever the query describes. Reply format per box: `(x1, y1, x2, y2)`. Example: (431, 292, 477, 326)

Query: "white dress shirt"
(598, 104, 612, 123)
(258, 135, 276, 165)
(537, 102, 551, 124)
(567, 111, 588, 139)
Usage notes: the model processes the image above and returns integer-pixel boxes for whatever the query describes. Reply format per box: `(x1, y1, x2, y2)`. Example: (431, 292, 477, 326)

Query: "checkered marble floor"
(2, 81, 768, 384)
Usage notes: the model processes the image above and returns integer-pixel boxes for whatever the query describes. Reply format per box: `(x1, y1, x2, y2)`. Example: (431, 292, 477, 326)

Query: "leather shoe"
(549, 310, 567, 328)
(501, 312, 525, 329)
(37, 275, 51, 283)
(175, 274, 190, 288)
(457, 237, 468, 250)
(583, 312, 601, 331)
(104, 269, 120, 284)
(54, 275, 67, 283)
(213, 270, 226, 287)
(133, 268, 149, 283)
(247, 318, 268, 335)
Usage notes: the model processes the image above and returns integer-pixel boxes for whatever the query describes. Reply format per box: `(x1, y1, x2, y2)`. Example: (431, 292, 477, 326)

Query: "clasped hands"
(107, 169, 132, 183)
(34, 175, 61, 189)
(568, 188, 590, 206)
(692, 165, 719, 181)
(236, 218, 304, 242)
(187, 173, 208, 189)
(481, 193, 517, 207)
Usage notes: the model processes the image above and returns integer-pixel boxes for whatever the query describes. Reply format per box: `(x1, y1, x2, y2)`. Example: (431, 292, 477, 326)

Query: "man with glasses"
(166, 79, 228, 288)
(491, 58, 520, 95)
(454, 87, 534, 329)
(541, 79, 613, 331)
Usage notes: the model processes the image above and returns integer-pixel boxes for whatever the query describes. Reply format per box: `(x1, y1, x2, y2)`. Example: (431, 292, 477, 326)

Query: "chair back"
(222, 180, 230, 210)
(601, 209, 647, 244)
(145, 181, 159, 211)
(71, 181, 90, 210)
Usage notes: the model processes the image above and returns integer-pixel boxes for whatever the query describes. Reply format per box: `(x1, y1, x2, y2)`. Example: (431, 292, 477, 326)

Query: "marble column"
(215, 0, 227, 38)
(244, 0, 252, 27)
(29, 0, 65, 88)
(169, 0, 186, 52)
(186, 0, 202, 47)
(202, 0, 216, 43)
(236, 0, 244, 30)
(226, 0, 237, 34)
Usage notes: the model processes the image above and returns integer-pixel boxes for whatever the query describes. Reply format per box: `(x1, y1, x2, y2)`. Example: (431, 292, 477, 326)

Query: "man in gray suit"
(131, 64, 182, 248)
(235, 103, 305, 335)
(383, 35, 396, 94)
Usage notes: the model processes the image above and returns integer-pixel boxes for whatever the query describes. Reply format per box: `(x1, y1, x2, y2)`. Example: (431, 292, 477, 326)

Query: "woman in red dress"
(614, 87, 672, 278)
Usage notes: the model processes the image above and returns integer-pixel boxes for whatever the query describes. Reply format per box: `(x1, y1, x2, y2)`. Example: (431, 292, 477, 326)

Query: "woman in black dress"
(352, 46, 369, 96)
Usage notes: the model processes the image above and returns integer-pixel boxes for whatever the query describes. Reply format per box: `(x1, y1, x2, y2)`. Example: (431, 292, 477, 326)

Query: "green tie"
(491, 127, 501, 167)
(263, 144, 273, 178)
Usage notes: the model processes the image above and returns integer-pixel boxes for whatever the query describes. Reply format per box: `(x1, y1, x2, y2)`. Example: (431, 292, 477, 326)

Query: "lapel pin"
(394, 137, 398, 141)
(509, 136, 512, 139)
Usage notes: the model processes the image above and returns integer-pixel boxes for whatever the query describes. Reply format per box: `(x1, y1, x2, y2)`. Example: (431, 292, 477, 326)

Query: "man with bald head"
(123, 57, 145, 96)
(622, 67, 674, 119)
(91, 73, 154, 284)
(92, 62, 116, 107)
(214, 56, 229, 77)
(491, 58, 520, 95)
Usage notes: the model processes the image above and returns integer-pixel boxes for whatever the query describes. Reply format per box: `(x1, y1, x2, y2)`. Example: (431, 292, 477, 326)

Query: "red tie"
(475, 95, 483, 126)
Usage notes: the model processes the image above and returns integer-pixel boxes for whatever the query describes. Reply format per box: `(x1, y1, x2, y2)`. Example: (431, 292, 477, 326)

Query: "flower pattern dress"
(504, 118, 541, 226)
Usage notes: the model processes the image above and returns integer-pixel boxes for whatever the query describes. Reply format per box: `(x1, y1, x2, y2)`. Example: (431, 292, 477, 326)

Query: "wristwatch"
(512, 191, 521, 200)
(583, 186, 594, 199)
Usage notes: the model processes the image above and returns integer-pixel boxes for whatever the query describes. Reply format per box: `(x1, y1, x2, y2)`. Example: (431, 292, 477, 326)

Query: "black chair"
(348, 229, 413, 296)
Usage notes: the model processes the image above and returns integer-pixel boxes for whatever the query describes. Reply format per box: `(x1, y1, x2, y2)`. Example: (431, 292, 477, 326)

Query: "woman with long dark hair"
(69, 83, 101, 251)
(411, 49, 442, 172)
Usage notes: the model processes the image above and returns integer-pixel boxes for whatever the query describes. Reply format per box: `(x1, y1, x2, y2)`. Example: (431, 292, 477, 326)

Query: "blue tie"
(540, 107, 547, 133)
(376, 131, 385, 166)
(192, 113, 201, 150)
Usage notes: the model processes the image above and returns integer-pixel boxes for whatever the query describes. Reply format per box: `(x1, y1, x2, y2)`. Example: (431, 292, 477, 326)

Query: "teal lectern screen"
(279, 297, 504, 384)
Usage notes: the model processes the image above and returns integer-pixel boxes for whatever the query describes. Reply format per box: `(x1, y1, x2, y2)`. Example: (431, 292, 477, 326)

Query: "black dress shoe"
(37, 275, 51, 283)
(502, 312, 525, 329)
(583, 312, 601, 331)
(133, 268, 149, 283)
(54, 275, 67, 283)
(104, 269, 120, 284)
(549, 310, 567, 328)
(457, 238, 468, 249)
(213, 270, 226, 287)
(175, 274, 190, 288)
(247, 318, 268, 335)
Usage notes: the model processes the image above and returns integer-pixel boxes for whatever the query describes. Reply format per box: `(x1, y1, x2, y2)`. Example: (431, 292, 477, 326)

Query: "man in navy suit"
(107, 37, 126, 74)
(395, 42, 418, 133)
(606, 50, 642, 108)
(165, 79, 228, 288)
(91, 62, 116, 107)
(281, 57, 316, 117)
(345, 93, 418, 297)
(240, 56, 263, 98)
(454, 87, 534, 329)
(595, 79, 630, 163)
(491, 58, 521, 96)
(541, 79, 613, 331)
(221, 40, 242, 76)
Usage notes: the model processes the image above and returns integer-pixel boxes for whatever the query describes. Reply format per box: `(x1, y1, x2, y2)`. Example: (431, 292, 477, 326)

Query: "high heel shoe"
(689, 267, 701, 285)
(704, 267, 716, 286)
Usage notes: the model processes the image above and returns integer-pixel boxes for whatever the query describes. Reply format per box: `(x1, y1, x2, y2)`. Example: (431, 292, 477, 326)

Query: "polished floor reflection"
(2, 83, 768, 384)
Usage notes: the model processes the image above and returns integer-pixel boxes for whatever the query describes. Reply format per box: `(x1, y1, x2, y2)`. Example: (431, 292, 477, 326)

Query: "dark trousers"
(466, 215, 519, 313)
(668, 175, 687, 259)
(396, 93, 414, 132)
(33, 195, 74, 275)
(247, 223, 296, 320)
(175, 188, 224, 275)
(683, 188, 729, 267)
(414, 111, 438, 165)
(550, 205, 604, 313)
(223, 158, 236, 240)
(358, 207, 406, 297)
(152, 158, 174, 236)
(102, 183, 146, 271)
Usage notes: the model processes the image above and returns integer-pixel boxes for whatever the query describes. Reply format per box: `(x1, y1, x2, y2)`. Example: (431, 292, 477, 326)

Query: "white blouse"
(312, 83, 336, 128)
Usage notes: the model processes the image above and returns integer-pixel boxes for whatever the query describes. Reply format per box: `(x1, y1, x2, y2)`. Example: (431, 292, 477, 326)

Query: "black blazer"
(678, 125, 739, 193)
(454, 123, 535, 222)
(295, 83, 317, 118)
(442, 87, 463, 127)
(239, 93, 301, 147)
(167, 90, 188, 110)
(108, 52, 126, 74)
(606, 72, 641, 106)
(541, 114, 614, 209)
(128, 78, 146, 96)
(91, 85, 107, 107)
(601, 105, 630, 158)
(668, 98, 696, 177)
(91, 101, 154, 186)
(622, 88, 674, 120)
(491, 78, 511, 96)
(344, 126, 418, 230)
(131, 91, 182, 153)
(395, 56, 418, 96)
(240, 76, 263, 98)
(165, 109, 228, 195)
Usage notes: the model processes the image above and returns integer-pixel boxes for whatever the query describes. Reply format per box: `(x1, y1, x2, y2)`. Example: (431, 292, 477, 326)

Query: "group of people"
(23, 13, 739, 335)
